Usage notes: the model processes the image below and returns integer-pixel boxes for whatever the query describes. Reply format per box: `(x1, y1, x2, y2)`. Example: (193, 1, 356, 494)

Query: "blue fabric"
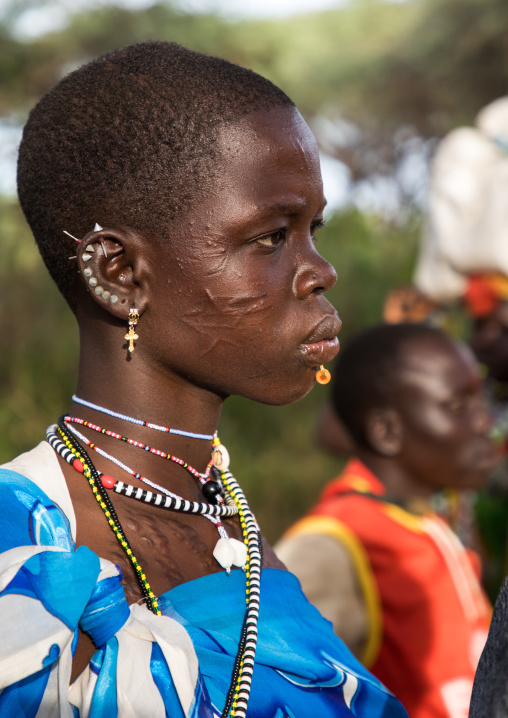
(88, 639, 119, 717)
(0, 665, 52, 717)
(2, 548, 101, 631)
(0, 469, 73, 552)
(159, 569, 407, 718)
(0, 465, 408, 718)
(79, 575, 130, 647)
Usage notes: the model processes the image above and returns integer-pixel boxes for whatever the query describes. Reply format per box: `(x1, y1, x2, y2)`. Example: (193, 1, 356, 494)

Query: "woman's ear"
(76, 226, 150, 319)
(365, 407, 404, 456)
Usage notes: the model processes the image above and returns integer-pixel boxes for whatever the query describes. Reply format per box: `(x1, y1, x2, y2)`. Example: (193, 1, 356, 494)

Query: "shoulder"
(0, 442, 74, 552)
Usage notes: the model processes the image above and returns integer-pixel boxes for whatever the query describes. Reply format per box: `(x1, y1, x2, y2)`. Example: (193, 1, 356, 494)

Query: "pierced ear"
(365, 407, 403, 456)
(77, 226, 149, 318)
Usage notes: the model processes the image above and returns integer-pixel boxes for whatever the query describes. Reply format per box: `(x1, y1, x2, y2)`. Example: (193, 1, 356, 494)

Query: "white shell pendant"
(213, 537, 236, 572)
(229, 538, 248, 568)
(212, 443, 230, 471)
(213, 537, 248, 572)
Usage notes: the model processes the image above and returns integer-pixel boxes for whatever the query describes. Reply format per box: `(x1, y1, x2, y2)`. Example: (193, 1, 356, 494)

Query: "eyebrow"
(260, 197, 327, 214)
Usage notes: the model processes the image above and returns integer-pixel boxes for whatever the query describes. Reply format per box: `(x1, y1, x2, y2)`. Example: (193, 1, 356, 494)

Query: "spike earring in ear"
(125, 307, 140, 354)
(316, 365, 331, 385)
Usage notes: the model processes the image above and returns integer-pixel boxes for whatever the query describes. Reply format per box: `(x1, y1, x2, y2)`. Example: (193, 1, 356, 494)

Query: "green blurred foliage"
(0, 199, 78, 459)
(1, 0, 507, 159)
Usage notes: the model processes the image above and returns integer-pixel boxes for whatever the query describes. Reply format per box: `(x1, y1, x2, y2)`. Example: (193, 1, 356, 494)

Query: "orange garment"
(286, 459, 491, 718)
(464, 273, 508, 317)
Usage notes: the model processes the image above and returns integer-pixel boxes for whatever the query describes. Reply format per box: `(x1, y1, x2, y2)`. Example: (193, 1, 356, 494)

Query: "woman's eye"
(311, 219, 325, 237)
(255, 228, 286, 247)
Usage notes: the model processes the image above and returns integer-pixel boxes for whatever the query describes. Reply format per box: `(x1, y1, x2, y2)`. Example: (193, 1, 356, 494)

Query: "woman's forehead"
(211, 107, 323, 205)
(217, 106, 319, 163)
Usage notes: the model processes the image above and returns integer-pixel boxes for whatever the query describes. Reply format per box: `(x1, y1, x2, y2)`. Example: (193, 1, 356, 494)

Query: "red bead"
(101, 475, 116, 489)
(72, 459, 84, 473)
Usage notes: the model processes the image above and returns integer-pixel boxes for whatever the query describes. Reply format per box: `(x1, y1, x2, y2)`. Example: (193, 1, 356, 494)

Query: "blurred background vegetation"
(0, 0, 507, 543)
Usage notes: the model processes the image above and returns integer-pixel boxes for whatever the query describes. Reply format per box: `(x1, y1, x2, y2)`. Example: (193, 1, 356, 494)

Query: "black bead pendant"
(202, 479, 223, 504)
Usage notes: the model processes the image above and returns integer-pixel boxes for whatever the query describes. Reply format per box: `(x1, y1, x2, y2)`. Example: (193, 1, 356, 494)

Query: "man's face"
(395, 336, 499, 491)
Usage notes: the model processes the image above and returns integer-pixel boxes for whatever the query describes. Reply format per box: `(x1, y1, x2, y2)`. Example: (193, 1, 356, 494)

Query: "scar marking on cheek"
(178, 292, 271, 354)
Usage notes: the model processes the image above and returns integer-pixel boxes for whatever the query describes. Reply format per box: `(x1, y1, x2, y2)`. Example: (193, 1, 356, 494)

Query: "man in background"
(276, 323, 497, 718)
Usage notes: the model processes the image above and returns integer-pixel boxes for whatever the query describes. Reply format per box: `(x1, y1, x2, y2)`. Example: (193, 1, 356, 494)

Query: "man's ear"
(365, 407, 403, 456)
(76, 226, 150, 319)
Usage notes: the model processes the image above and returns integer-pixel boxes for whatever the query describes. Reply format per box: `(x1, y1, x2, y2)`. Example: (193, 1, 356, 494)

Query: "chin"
(241, 376, 317, 407)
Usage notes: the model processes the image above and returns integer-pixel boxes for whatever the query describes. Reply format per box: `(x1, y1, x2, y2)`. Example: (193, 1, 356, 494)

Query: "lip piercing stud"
(316, 365, 331, 385)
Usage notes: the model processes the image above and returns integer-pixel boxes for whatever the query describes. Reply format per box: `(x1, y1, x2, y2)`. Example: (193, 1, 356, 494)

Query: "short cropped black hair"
(331, 323, 451, 448)
(17, 41, 294, 310)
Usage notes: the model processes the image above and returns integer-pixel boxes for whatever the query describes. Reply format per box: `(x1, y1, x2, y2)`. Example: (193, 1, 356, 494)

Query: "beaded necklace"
(51, 421, 243, 571)
(63, 415, 215, 491)
(72, 394, 215, 440)
(48, 418, 262, 718)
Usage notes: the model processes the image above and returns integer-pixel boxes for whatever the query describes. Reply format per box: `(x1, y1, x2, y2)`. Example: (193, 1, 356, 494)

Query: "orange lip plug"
(316, 365, 331, 384)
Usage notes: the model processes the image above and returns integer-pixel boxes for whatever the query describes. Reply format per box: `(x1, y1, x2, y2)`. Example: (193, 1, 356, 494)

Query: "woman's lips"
(301, 336, 340, 364)
(300, 315, 342, 365)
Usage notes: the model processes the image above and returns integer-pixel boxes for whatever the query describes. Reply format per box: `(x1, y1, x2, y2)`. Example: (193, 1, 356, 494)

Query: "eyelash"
(255, 220, 326, 248)
(311, 220, 326, 235)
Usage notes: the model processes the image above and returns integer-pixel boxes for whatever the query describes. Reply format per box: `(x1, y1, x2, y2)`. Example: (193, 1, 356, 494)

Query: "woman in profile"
(0, 42, 407, 717)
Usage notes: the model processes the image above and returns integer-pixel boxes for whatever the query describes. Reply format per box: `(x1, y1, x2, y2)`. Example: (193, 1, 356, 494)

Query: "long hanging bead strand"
(219, 464, 263, 718)
(50, 419, 260, 717)
(54, 419, 161, 615)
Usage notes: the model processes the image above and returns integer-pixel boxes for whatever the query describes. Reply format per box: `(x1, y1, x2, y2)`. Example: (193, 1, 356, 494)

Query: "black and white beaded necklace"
(47, 413, 262, 718)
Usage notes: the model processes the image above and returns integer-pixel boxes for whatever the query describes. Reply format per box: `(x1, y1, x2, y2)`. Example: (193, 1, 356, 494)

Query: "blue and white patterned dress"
(0, 443, 408, 717)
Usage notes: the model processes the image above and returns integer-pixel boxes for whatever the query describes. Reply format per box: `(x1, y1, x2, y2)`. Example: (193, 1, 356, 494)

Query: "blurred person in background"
(276, 323, 498, 718)
(396, 96, 508, 596)
(407, 93, 508, 718)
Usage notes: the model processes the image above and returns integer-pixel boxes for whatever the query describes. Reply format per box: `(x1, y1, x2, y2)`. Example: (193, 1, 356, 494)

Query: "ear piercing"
(65, 222, 106, 259)
(93, 223, 107, 256)
(82, 264, 118, 303)
(68, 224, 118, 304)
(316, 365, 331, 385)
(125, 307, 140, 353)
(64, 230, 81, 243)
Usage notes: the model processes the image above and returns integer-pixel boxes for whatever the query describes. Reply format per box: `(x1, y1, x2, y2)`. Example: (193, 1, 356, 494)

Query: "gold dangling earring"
(125, 307, 140, 354)
(316, 365, 331, 384)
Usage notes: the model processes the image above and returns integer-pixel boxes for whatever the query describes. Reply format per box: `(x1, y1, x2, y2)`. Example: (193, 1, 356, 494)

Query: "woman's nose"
(293, 248, 337, 299)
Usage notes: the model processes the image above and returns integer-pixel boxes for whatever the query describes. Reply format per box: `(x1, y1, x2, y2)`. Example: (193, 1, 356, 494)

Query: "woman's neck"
(74, 340, 224, 498)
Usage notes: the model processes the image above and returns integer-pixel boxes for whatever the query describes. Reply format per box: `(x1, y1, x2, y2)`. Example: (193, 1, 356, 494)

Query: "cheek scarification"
(179, 289, 272, 354)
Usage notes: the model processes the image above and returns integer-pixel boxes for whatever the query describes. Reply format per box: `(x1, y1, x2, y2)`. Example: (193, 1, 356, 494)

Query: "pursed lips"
(300, 314, 342, 364)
